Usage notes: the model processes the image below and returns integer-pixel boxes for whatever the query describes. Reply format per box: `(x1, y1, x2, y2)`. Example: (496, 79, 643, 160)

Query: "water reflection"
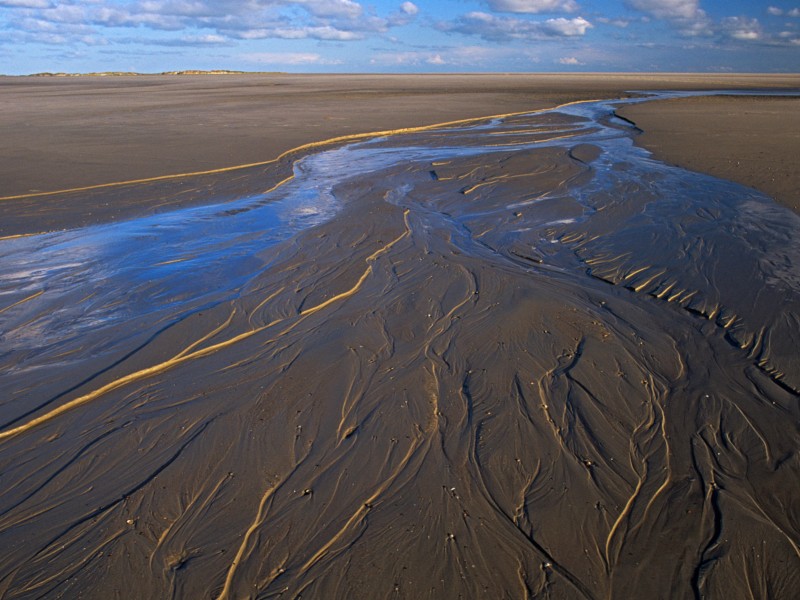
(1, 91, 798, 380)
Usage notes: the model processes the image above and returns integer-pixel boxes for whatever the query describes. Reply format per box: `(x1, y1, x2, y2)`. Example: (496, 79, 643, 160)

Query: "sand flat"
(617, 94, 800, 213)
(2, 73, 800, 235)
(1, 76, 799, 599)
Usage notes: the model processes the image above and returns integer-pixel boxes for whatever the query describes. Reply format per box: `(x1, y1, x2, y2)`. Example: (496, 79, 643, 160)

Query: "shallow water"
(0, 93, 798, 599)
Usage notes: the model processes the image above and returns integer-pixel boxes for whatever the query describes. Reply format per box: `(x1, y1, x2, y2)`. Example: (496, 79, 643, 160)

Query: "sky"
(1, 0, 799, 74)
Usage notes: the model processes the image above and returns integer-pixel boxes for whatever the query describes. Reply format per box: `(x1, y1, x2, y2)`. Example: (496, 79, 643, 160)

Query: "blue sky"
(1, 1, 798, 74)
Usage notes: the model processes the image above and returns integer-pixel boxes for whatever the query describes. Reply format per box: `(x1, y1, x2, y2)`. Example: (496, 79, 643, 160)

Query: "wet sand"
(1, 77, 800, 599)
(2, 73, 799, 235)
(617, 95, 800, 214)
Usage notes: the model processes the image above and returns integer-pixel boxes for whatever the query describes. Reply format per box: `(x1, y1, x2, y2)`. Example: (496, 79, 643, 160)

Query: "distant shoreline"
(20, 69, 281, 77)
(8, 70, 800, 78)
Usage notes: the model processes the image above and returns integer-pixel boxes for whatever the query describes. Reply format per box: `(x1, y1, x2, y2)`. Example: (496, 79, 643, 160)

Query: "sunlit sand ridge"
(0, 94, 798, 598)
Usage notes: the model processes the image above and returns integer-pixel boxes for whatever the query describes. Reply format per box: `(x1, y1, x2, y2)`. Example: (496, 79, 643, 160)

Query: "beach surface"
(1, 73, 799, 234)
(1, 75, 799, 599)
(617, 95, 800, 214)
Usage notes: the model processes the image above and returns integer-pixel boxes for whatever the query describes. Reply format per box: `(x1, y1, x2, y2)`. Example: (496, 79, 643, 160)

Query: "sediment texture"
(0, 101, 798, 599)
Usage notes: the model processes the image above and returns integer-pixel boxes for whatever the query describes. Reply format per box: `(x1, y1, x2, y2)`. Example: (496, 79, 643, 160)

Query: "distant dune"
(25, 69, 273, 77)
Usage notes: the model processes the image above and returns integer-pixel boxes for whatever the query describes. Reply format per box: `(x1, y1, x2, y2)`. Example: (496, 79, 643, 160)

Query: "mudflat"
(1, 75, 799, 599)
(1, 73, 799, 234)
(617, 94, 800, 213)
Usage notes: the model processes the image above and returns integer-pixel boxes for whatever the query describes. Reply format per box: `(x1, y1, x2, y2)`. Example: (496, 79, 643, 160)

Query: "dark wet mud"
(1, 96, 798, 599)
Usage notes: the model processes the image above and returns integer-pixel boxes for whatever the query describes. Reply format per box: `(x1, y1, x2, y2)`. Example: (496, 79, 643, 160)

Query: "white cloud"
(0, 0, 52, 7)
(137, 1, 217, 18)
(557, 56, 582, 64)
(370, 45, 508, 67)
(369, 50, 425, 65)
(597, 17, 630, 28)
(625, 0, 711, 35)
(242, 51, 342, 65)
(765, 6, 800, 17)
(484, 0, 578, 14)
(306, 25, 364, 39)
(181, 33, 227, 44)
(544, 16, 591, 36)
(731, 30, 759, 40)
(625, 0, 702, 21)
(388, 1, 418, 26)
(299, 0, 362, 20)
(400, 2, 417, 15)
(243, 25, 364, 40)
(443, 12, 592, 41)
(721, 16, 763, 41)
(18, 15, 93, 35)
(0, 0, 408, 45)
